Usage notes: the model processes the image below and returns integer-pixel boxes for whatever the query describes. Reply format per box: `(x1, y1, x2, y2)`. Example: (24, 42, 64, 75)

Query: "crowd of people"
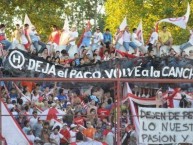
(0, 22, 193, 69)
(1, 81, 137, 145)
(0, 21, 193, 145)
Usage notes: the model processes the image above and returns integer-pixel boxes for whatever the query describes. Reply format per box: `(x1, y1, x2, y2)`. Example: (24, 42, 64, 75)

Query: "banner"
(3, 49, 193, 79)
(139, 107, 193, 144)
(1, 100, 32, 145)
(157, 2, 190, 29)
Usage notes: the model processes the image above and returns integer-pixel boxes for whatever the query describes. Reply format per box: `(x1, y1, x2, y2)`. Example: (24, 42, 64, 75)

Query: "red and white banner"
(157, 2, 190, 29)
(1, 100, 32, 145)
(136, 19, 144, 45)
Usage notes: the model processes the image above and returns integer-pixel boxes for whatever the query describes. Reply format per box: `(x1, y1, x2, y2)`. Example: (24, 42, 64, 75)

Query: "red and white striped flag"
(157, 2, 190, 29)
(136, 19, 144, 45)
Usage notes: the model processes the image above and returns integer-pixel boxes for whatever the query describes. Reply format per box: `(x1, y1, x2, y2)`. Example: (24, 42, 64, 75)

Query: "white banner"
(139, 107, 193, 144)
(158, 2, 190, 29)
(1, 101, 32, 145)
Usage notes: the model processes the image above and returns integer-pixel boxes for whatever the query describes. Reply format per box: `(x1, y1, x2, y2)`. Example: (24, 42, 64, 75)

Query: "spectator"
(103, 123, 114, 145)
(66, 25, 78, 52)
(41, 122, 51, 144)
(12, 24, 22, 48)
(103, 28, 112, 49)
(57, 88, 67, 102)
(80, 26, 92, 48)
(131, 28, 145, 53)
(60, 123, 70, 145)
(69, 124, 77, 143)
(92, 27, 103, 51)
(147, 27, 159, 51)
(33, 118, 43, 137)
(23, 120, 32, 135)
(29, 26, 46, 54)
(123, 26, 137, 54)
(29, 111, 38, 129)
(23, 24, 31, 52)
(114, 27, 123, 50)
(50, 127, 64, 145)
(158, 26, 173, 49)
(83, 121, 96, 139)
(0, 24, 11, 50)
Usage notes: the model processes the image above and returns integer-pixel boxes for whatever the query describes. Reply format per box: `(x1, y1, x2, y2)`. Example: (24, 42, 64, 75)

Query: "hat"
(54, 97, 58, 101)
(63, 123, 68, 126)
(70, 124, 77, 128)
(67, 102, 71, 105)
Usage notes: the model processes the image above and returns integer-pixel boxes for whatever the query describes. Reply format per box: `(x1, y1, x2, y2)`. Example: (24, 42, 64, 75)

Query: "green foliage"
(105, 0, 193, 44)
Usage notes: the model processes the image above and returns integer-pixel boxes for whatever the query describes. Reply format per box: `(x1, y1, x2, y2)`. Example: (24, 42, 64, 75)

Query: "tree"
(105, 0, 193, 44)
(0, 0, 104, 41)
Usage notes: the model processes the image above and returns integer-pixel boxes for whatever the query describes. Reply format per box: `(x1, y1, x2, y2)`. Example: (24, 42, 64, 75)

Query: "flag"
(157, 2, 190, 29)
(63, 17, 70, 32)
(116, 50, 137, 59)
(136, 19, 144, 45)
(24, 14, 32, 26)
(77, 20, 91, 48)
(119, 17, 127, 31)
(1, 100, 32, 145)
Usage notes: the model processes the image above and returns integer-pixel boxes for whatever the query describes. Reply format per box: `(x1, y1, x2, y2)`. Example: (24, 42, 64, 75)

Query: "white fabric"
(21, 33, 28, 45)
(131, 33, 142, 47)
(24, 14, 33, 26)
(119, 17, 127, 31)
(70, 130, 76, 143)
(158, 2, 190, 29)
(93, 32, 103, 44)
(1, 101, 31, 145)
(188, 30, 193, 45)
(123, 31, 131, 42)
(104, 132, 114, 145)
(63, 17, 69, 32)
(29, 117, 38, 129)
(59, 32, 70, 46)
(50, 133, 63, 145)
(27, 134, 35, 144)
(136, 19, 144, 45)
(149, 31, 158, 45)
(69, 31, 78, 45)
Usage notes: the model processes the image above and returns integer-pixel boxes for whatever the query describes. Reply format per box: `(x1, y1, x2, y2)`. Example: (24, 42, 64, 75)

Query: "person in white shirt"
(29, 111, 38, 129)
(50, 128, 64, 145)
(131, 28, 145, 53)
(123, 26, 137, 54)
(180, 27, 193, 51)
(69, 124, 77, 143)
(148, 27, 159, 51)
(66, 25, 78, 52)
(92, 27, 103, 51)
